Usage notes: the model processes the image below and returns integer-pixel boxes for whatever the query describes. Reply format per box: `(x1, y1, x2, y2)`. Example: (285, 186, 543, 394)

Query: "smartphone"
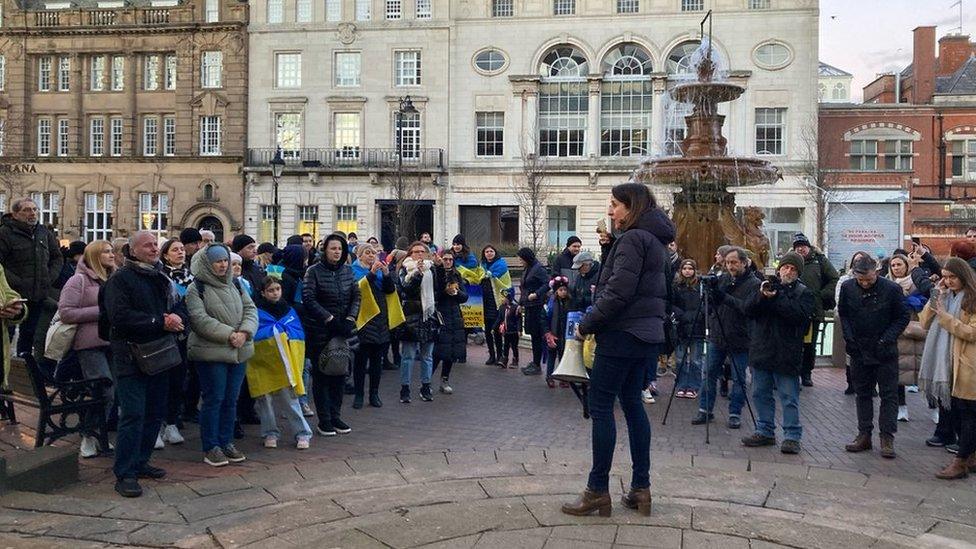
(911, 236, 921, 245)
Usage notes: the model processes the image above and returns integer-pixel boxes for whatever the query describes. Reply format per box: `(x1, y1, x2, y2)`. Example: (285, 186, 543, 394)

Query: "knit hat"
(205, 245, 230, 263)
(231, 234, 255, 253)
(286, 234, 304, 246)
(229, 252, 242, 264)
(257, 242, 277, 255)
(280, 244, 306, 272)
(549, 275, 570, 292)
(394, 236, 410, 251)
(566, 235, 582, 247)
(180, 227, 203, 245)
(65, 240, 86, 259)
(791, 233, 812, 250)
(778, 251, 805, 274)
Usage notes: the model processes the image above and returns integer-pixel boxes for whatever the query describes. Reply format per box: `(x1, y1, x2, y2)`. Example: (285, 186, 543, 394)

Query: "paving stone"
(544, 448, 589, 464)
(480, 474, 588, 498)
(186, 475, 253, 497)
(916, 501, 976, 527)
(805, 467, 868, 487)
(294, 459, 356, 480)
(522, 495, 692, 529)
(446, 449, 499, 466)
(0, 491, 115, 517)
(344, 456, 401, 475)
(614, 525, 682, 548)
(266, 472, 406, 501)
(682, 531, 751, 549)
(650, 467, 772, 507)
(653, 453, 694, 469)
(496, 448, 548, 464)
(333, 479, 487, 516)
(692, 456, 750, 472)
(177, 487, 277, 522)
(155, 483, 201, 505)
(549, 524, 617, 542)
(101, 500, 186, 524)
(692, 506, 879, 549)
(210, 499, 349, 547)
(861, 475, 936, 498)
(748, 461, 808, 479)
(0, 509, 75, 536)
(125, 522, 211, 547)
(397, 451, 447, 470)
(748, 541, 792, 549)
(240, 464, 304, 488)
(399, 462, 527, 483)
(925, 520, 976, 546)
(475, 530, 547, 548)
(543, 538, 610, 549)
(43, 515, 144, 544)
(420, 533, 482, 549)
(524, 462, 590, 476)
(294, 527, 387, 549)
(0, 532, 109, 548)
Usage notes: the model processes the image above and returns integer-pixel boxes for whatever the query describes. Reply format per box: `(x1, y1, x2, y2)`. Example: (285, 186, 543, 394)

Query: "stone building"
(244, 0, 819, 255)
(0, 0, 248, 243)
(818, 62, 852, 104)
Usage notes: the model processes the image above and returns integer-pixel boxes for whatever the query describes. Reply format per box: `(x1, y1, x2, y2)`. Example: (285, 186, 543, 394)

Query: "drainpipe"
(895, 72, 901, 103)
(938, 113, 947, 200)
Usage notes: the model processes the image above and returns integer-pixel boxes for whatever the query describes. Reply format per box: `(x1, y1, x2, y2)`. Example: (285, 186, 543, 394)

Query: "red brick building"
(819, 27, 976, 264)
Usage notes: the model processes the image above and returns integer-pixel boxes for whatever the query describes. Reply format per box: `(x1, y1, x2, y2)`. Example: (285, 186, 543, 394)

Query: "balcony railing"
(141, 8, 170, 24)
(87, 9, 117, 25)
(246, 148, 445, 171)
(35, 11, 60, 26)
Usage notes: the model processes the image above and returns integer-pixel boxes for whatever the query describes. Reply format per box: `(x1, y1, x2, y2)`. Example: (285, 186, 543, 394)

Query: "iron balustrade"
(246, 148, 445, 171)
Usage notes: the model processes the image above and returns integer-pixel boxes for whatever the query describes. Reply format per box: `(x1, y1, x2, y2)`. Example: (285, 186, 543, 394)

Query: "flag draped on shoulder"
(483, 256, 513, 306)
(352, 261, 406, 330)
(247, 308, 306, 398)
(455, 252, 484, 286)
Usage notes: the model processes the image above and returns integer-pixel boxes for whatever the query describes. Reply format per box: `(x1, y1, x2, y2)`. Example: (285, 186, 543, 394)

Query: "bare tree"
(511, 146, 550, 254)
(384, 170, 427, 244)
(797, 117, 845, 250)
(0, 110, 32, 201)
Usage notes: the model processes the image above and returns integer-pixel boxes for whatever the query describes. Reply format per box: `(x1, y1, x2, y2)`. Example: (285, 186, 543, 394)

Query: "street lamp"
(270, 147, 285, 245)
(395, 96, 419, 241)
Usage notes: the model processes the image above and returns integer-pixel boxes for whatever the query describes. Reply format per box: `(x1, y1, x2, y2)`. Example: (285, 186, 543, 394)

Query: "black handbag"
(129, 335, 182, 376)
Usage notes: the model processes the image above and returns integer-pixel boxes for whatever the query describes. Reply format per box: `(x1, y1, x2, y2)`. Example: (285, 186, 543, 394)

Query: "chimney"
(938, 33, 973, 77)
(913, 26, 937, 104)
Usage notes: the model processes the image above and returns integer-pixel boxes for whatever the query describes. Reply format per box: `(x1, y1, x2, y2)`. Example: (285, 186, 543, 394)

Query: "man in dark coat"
(792, 233, 839, 387)
(741, 252, 814, 454)
(231, 234, 266, 293)
(569, 251, 600, 312)
(551, 236, 582, 278)
(518, 247, 551, 375)
(838, 255, 910, 459)
(0, 198, 63, 357)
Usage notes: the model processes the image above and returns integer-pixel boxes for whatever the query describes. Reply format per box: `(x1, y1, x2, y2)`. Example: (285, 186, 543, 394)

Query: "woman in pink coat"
(58, 240, 116, 458)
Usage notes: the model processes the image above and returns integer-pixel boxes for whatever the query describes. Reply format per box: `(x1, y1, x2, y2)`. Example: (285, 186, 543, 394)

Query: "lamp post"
(395, 96, 418, 240)
(270, 147, 285, 246)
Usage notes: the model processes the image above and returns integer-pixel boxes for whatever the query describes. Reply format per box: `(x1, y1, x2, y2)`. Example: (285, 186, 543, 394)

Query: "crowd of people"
(0, 192, 974, 505)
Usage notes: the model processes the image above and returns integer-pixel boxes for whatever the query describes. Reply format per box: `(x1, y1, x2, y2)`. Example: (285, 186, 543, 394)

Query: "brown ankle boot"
(621, 487, 651, 516)
(845, 433, 872, 453)
(936, 458, 970, 480)
(879, 434, 896, 459)
(966, 454, 976, 473)
(561, 489, 612, 517)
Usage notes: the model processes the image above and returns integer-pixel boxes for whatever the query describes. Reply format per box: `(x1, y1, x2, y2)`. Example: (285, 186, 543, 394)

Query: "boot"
(879, 434, 896, 459)
(620, 487, 651, 516)
(935, 457, 970, 480)
(352, 394, 364, 409)
(560, 489, 612, 517)
(845, 433, 872, 453)
(369, 391, 383, 408)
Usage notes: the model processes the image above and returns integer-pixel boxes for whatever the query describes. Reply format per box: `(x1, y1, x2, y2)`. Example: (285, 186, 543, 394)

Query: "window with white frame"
(386, 0, 401, 19)
(84, 192, 113, 241)
(38, 56, 52, 91)
(297, 205, 318, 239)
(0, 195, 5, 214)
(258, 204, 277, 243)
(334, 52, 361, 86)
(356, 0, 370, 19)
(296, 0, 311, 21)
(275, 112, 302, 157)
(268, 0, 283, 22)
(681, 0, 703, 11)
(200, 115, 221, 155)
(547, 206, 576, 247)
(109, 117, 122, 156)
(30, 192, 59, 233)
(143, 116, 158, 156)
(951, 140, 976, 180)
(394, 50, 421, 86)
(849, 140, 878, 170)
(601, 43, 653, 156)
(0, 56, 5, 91)
(90, 55, 105, 91)
(275, 52, 301, 88)
(748, 0, 770, 8)
(475, 112, 503, 157)
(0, 119, 5, 156)
(111, 55, 124, 91)
(205, 0, 218, 21)
(201, 51, 222, 88)
(163, 116, 176, 156)
(326, 0, 340, 21)
(616, 0, 637, 12)
(138, 192, 168, 236)
(553, 0, 574, 15)
(538, 46, 589, 157)
(37, 118, 51, 156)
(754, 107, 785, 155)
(492, 0, 512, 16)
(57, 119, 69, 156)
(884, 140, 913, 170)
(415, 0, 431, 19)
(144, 54, 159, 90)
(334, 112, 361, 158)
(58, 56, 69, 91)
(395, 111, 420, 159)
(164, 54, 176, 89)
(336, 205, 357, 234)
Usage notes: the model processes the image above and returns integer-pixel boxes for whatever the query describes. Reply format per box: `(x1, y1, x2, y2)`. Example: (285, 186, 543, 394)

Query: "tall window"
(58, 56, 70, 91)
(297, 205, 319, 240)
(111, 55, 124, 91)
(681, 0, 703, 11)
(90, 55, 105, 91)
(201, 51, 222, 88)
(200, 116, 221, 155)
(394, 50, 421, 86)
(748, 0, 770, 8)
(386, 0, 401, 19)
(275, 112, 302, 157)
(143, 116, 158, 156)
(334, 112, 361, 158)
(492, 0, 512, 16)
(755, 107, 786, 155)
(538, 46, 588, 157)
(259, 204, 277, 243)
(84, 193, 113, 241)
(849, 140, 878, 170)
(38, 56, 52, 91)
(0, 56, 5, 91)
(296, 0, 311, 21)
(30, 192, 59, 232)
(334, 52, 361, 86)
(144, 54, 160, 90)
(0, 119, 5, 155)
(616, 0, 638, 12)
(57, 119, 69, 156)
(165, 54, 176, 89)
(548, 206, 576, 247)
(601, 43, 653, 156)
(205, 0, 219, 21)
(336, 205, 357, 235)
(163, 116, 176, 156)
(37, 118, 51, 156)
(109, 117, 122, 156)
(396, 112, 420, 159)
(275, 52, 301, 88)
(138, 193, 168, 237)
(475, 112, 504, 157)
(356, 0, 370, 20)
(326, 0, 340, 21)
(952, 140, 976, 180)
(553, 0, 574, 15)
(415, 0, 431, 19)
(268, 0, 283, 22)
(884, 140, 913, 170)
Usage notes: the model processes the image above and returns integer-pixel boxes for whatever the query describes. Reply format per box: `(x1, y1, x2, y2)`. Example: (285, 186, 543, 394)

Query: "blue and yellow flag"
(353, 267, 406, 330)
(483, 257, 513, 306)
(247, 307, 306, 398)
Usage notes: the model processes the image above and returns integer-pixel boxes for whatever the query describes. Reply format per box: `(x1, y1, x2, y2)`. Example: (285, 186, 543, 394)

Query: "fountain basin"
(633, 156, 781, 189)
(671, 81, 745, 104)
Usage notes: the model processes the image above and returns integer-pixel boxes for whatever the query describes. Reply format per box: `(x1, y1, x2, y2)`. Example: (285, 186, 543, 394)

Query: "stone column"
(509, 76, 540, 156)
(587, 76, 601, 157)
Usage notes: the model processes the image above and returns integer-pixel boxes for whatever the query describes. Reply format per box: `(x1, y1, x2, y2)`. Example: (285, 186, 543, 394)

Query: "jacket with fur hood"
(58, 259, 109, 350)
(186, 244, 258, 364)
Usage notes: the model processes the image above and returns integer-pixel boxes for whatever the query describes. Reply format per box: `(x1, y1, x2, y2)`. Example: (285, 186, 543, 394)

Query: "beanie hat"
(205, 245, 230, 264)
(280, 244, 307, 272)
(779, 251, 805, 274)
(180, 227, 202, 245)
(257, 242, 277, 255)
(286, 235, 304, 246)
(395, 236, 410, 251)
(231, 234, 255, 253)
(566, 235, 582, 247)
(66, 240, 86, 259)
(791, 232, 812, 250)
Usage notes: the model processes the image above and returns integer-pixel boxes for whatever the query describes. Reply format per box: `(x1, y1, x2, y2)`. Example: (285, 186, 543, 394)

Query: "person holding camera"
(693, 247, 759, 429)
(838, 256, 910, 459)
(741, 252, 814, 454)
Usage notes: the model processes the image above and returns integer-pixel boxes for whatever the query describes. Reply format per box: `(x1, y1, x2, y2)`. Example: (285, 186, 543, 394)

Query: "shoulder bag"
(43, 312, 77, 361)
(129, 334, 182, 376)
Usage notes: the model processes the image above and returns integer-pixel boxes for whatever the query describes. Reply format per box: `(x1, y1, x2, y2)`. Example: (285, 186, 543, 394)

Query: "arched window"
(600, 43, 653, 156)
(538, 46, 589, 157)
(832, 82, 846, 101)
(203, 183, 215, 200)
(818, 83, 827, 102)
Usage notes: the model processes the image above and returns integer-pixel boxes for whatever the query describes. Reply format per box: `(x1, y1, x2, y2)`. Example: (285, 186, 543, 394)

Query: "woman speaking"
(562, 182, 675, 518)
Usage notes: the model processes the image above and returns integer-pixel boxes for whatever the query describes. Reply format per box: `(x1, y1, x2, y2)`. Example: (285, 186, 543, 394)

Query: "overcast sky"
(820, 0, 976, 101)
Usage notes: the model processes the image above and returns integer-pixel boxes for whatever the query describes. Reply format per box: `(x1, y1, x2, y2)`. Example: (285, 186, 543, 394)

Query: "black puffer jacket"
(580, 208, 675, 344)
(570, 261, 600, 312)
(0, 214, 63, 301)
(520, 262, 549, 310)
(838, 276, 910, 365)
(744, 279, 815, 376)
(708, 270, 760, 352)
(357, 269, 396, 346)
(551, 249, 576, 277)
(672, 280, 705, 340)
(240, 259, 267, 294)
(302, 236, 361, 348)
(433, 266, 468, 362)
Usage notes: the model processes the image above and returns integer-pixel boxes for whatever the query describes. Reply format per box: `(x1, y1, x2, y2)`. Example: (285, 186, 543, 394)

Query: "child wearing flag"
(248, 275, 312, 449)
(351, 243, 402, 409)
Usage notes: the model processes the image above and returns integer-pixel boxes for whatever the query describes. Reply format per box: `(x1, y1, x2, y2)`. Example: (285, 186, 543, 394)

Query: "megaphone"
(551, 340, 589, 384)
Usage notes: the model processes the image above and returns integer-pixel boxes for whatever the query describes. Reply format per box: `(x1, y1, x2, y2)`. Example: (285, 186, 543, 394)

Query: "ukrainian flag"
(482, 257, 513, 306)
(247, 307, 306, 398)
(354, 268, 406, 330)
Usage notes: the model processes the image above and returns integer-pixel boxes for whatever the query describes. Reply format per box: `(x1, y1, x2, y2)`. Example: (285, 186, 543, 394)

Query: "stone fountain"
(632, 14, 779, 269)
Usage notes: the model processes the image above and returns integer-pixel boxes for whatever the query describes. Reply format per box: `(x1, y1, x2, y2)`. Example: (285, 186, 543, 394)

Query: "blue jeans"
(675, 339, 704, 392)
(196, 362, 246, 451)
(751, 367, 802, 441)
(113, 370, 168, 480)
(587, 346, 659, 493)
(299, 359, 312, 406)
(399, 341, 434, 386)
(256, 387, 312, 441)
(699, 345, 748, 417)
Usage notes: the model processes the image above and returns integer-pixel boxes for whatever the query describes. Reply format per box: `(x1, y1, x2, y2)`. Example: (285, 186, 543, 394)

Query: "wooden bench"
(0, 356, 111, 449)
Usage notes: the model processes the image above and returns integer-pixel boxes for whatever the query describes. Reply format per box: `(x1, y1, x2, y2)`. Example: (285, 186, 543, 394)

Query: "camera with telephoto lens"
(763, 274, 783, 293)
(700, 274, 720, 286)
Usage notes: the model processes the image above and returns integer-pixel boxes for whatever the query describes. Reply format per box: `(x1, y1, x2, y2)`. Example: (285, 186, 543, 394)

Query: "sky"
(820, 0, 976, 102)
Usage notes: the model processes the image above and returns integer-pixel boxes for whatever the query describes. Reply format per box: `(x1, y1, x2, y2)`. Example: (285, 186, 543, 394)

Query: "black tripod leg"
(663, 340, 692, 426)
(727, 353, 757, 429)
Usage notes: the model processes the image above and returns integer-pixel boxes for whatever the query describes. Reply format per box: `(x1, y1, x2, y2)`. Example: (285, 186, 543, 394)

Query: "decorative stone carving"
(337, 23, 357, 45)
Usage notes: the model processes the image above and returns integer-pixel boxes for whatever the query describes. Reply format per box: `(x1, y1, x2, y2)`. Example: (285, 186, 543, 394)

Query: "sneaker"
(801, 377, 813, 387)
(685, 390, 698, 399)
(369, 392, 383, 408)
(296, 436, 310, 450)
(780, 439, 802, 454)
(906, 385, 919, 393)
(485, 357, 497, 366)
(691, 411, 714, 425)
(301, 402, 315, 417)
(439, 382, 453, 394)
(317, 424, 337, 436)
(204, 447, 229, 467)
(897, 405, 909, 422)
(162, 424, 184, 445)
(649, 383, 659, 397)
(727, 416, 742, 429)
(114, 478, 143, 498)
(222, 443, 246, 463)
(926, 436, 949, 448)
(400, 385, 411, 404)
(641, 389, 656, 404)
(676, 390, 687, 398)
(947, 444, 960, 455)
(741, 433, 777, 447)
(264, 436, 278, 448)
(80, 435, 99, 459)
(154, 430, 165, 449)
(352, 394, 364, 409)
(332, 419, 352, 434)
(521, 363, 542, 376)
(138, 465, 166, 479)
(420, 384, 434, 402)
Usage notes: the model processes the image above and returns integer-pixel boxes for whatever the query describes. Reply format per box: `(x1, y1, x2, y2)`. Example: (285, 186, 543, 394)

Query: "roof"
(16, 0, 181, 8)
(936, 55, 976, 95)
(819, 62, 852, 77)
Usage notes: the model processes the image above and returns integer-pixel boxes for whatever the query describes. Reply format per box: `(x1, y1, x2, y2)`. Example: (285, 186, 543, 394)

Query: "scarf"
(889, 274, 915, 296)
(919, 290, 963, 406)
(403, 257, 435, 320)
(164, 263, 194, 288)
